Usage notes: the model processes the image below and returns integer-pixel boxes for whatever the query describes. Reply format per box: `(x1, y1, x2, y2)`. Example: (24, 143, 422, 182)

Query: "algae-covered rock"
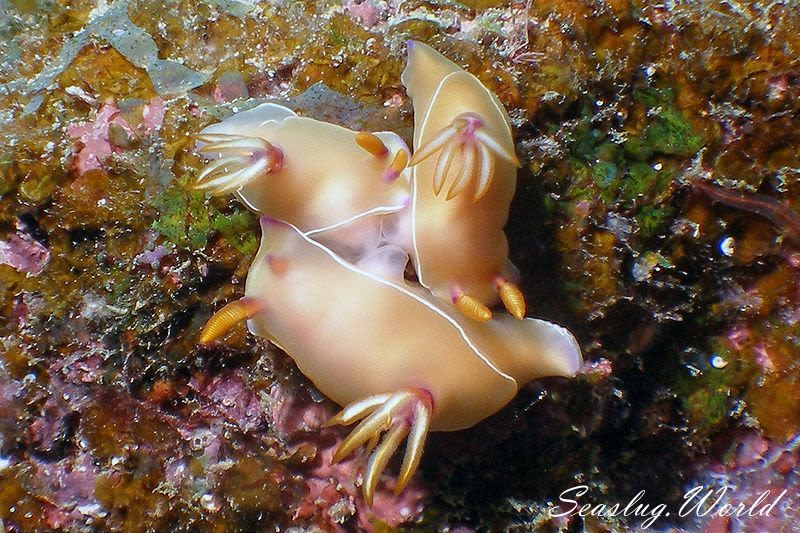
(2, 0, 800, 531)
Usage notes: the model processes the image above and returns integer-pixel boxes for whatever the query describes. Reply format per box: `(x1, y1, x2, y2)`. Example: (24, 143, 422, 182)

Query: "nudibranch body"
(200, 219, 582, 503)
(195, 103, 411, 254)
(402, 41, 525, 322)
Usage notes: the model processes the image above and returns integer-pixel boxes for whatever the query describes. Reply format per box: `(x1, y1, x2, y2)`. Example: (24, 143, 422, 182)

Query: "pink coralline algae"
(0, 231, 50, 275)
(268, 381, 427, 530)
(726, 324, 750, 351)
(134, 244, 171, 268)
(212, 72, 249, 103)
(753, 343, 777, 374)
(27, 396, 72, 454)
(141, 98, 166, 133)
(67, 101, 131, 174)
(269, 380, 331, 440)
(295, 442, 427, 531)
(346, 0, 383, 28)
(693, 431, 800, 532)
(67, 98, 165, 175)
(579, 358, 613, 379)
(176, 369, 426, 529)
(26, 454, 102, 529)
(189, 370, 266, 432)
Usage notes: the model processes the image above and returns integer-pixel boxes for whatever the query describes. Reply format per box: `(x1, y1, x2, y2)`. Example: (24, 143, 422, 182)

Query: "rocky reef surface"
(1, 0, 799, 531)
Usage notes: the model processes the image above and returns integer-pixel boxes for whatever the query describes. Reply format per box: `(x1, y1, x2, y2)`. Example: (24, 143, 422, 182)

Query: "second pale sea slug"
(402, 41, 525, 322)
(199, 218, 582, 503)
(194, 103, 411, 255)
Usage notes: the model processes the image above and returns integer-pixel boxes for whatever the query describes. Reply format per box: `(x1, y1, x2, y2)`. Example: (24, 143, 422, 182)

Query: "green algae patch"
(211, 208, 259, 256)
(637, 205, 674, 238)
(564, 86, 703, 240)
(150, 187, 212, 249)
(676, 344, 756, 439)
(626, 88, 704, 158)
(150, 187, 258, 254)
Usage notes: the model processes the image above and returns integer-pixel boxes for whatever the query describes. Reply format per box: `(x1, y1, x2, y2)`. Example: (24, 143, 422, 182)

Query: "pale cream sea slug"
(199, 218, 582, 503)
(402, 41, 526, 322)
(194, 103, 411, 254)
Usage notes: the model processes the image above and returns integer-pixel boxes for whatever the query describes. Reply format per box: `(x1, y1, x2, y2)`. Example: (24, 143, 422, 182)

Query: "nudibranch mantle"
(216, 218, 581, 500)
(401, 41, 524, 321)
(195, 103, 411, 254)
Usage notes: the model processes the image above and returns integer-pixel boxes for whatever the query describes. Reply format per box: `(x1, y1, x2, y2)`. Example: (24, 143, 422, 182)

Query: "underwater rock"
(2, 0, 800, 530)
(0, 231, 49, 276)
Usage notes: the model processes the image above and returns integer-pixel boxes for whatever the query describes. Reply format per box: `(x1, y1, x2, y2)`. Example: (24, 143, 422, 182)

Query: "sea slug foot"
(326, 389, 433, 505)
(194, 132, 283, 195)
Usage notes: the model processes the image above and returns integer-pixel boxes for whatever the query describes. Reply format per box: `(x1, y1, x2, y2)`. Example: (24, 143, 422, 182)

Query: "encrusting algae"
(2, 0, 800, 531)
